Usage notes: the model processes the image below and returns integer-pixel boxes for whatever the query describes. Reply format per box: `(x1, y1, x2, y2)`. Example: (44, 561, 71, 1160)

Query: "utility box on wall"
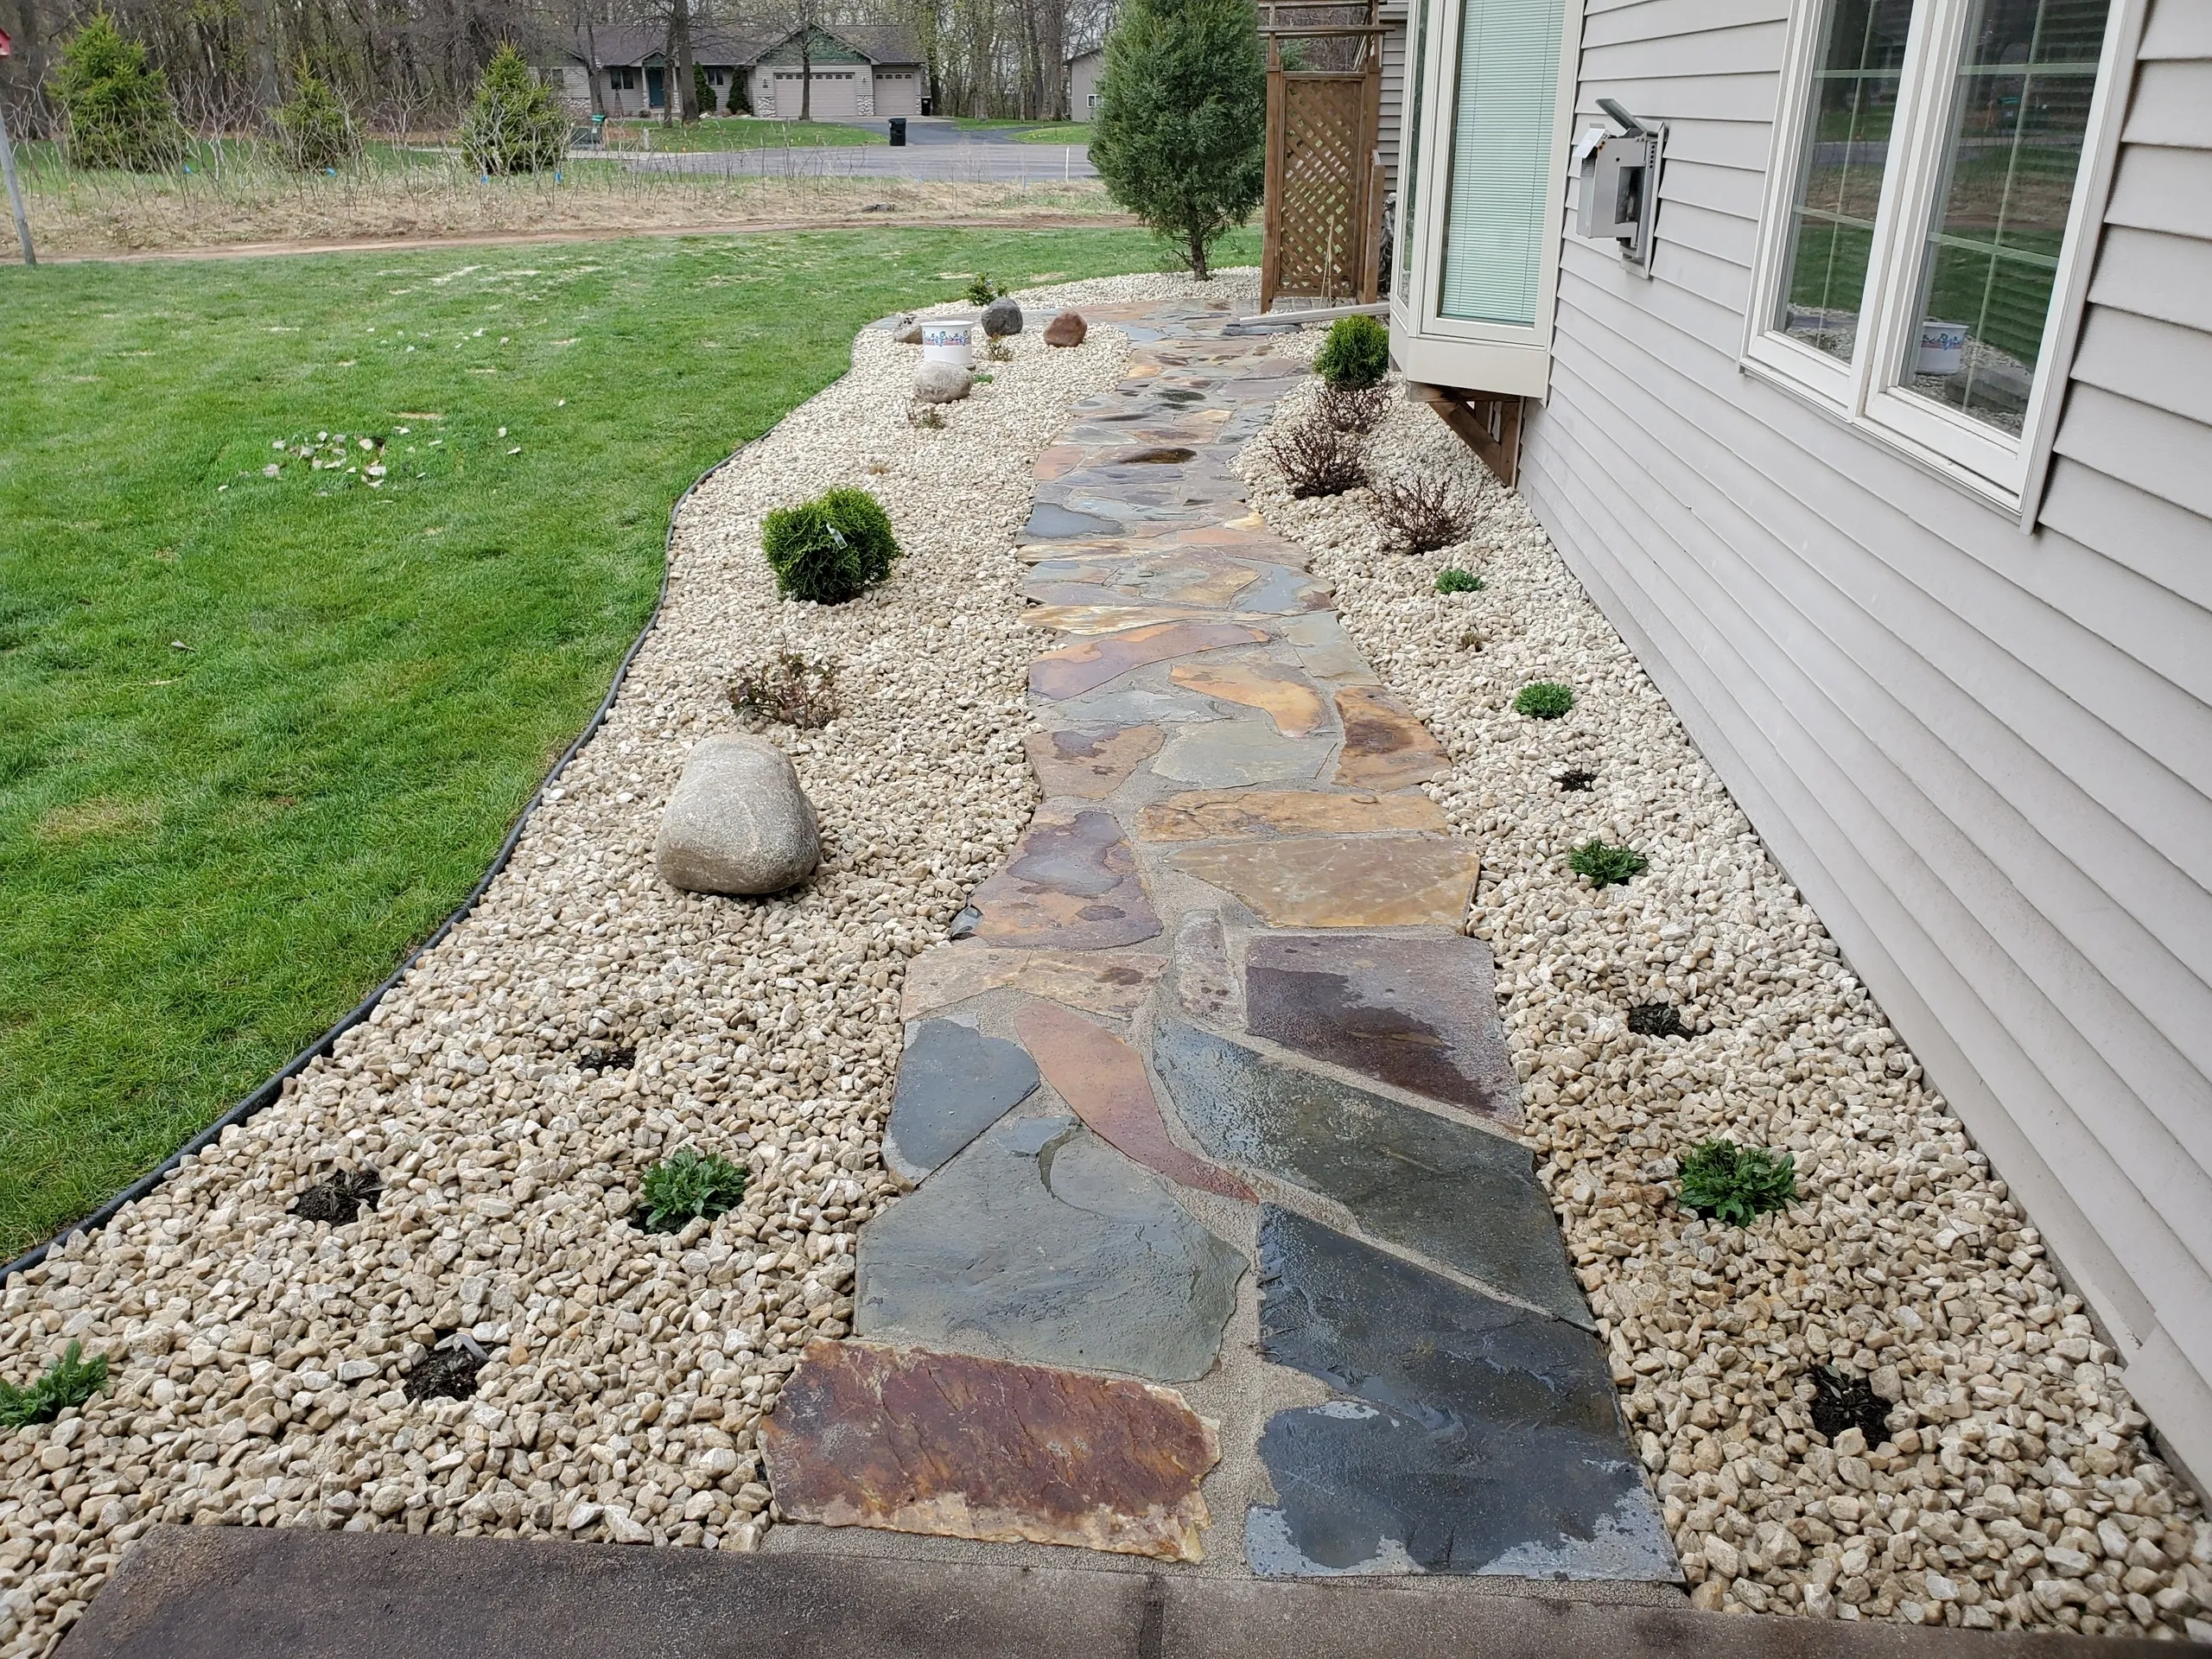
(1574, 99, 1665, 273)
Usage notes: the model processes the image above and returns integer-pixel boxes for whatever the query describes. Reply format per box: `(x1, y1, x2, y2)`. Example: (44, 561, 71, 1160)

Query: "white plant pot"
(922, 322, 974, 369)
(1916, 321, 1969, 377)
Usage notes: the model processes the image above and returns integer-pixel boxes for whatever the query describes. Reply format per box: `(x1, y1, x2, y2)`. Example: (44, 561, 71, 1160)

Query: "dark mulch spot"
(291, 1169, 382, 1224)
(1808, 1364, 1894, 1446)
(1626, 1002, 1683, 1038)
(576, 1043, 636, 1074)
(404, 1332, 486, 1403)
(1556, 767, 1597, 791)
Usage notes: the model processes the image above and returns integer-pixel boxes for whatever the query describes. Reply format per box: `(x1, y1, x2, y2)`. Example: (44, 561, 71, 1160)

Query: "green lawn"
(594, 118, 884, 151)
(1013, 124, 1093, 146)
(0, 226, 1253, 1255)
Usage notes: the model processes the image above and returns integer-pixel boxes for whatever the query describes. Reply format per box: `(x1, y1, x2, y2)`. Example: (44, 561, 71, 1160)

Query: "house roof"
(569, 21, 923, 69)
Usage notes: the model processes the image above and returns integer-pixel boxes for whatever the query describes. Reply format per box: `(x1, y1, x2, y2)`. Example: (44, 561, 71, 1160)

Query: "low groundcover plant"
(639, 1148, 750, 1234)
(1678, 1138, 1799, 1227)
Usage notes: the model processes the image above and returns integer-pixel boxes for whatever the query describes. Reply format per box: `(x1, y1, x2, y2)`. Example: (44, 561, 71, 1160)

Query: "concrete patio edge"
(55, 1526, 2195, 1659)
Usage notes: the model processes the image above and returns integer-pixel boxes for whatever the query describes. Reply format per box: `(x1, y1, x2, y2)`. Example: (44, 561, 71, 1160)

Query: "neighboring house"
(1068, 47, 1105, 114)
(563, 22, 925, 119)
(1389, 0, 2212, 1487)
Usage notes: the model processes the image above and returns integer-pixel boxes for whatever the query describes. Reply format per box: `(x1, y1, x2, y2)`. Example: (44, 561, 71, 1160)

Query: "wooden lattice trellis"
(1261, 3, 1386, 312)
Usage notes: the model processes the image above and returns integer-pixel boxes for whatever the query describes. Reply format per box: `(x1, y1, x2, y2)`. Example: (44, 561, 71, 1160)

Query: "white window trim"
(1741, 0, 2145, 516)
(1389, 0, 1587, 399)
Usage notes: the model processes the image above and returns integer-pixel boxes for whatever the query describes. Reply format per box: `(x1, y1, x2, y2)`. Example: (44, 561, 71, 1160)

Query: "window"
(1747, 0, 2127, 503)
(609, 67, 639, 92)
(1087, 92, 1099, 108)
(1439, 0, 1566, 326)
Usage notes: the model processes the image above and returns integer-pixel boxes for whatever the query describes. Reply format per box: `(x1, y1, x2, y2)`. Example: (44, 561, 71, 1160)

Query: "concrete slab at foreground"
(57, 1527, 2196, 1659)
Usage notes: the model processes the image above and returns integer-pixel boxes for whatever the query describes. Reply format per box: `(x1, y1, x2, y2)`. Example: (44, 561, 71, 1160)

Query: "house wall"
(1069, 51, 1105, 114)
(1376, 0, 1407, 192)
(1503, 0, 2212, 1486)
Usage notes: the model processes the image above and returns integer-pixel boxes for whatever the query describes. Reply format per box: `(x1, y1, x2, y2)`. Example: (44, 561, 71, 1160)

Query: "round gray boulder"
(981, 296, 1024, 338)
(913, 360, 973, 404)
(655, 734, 821, 895)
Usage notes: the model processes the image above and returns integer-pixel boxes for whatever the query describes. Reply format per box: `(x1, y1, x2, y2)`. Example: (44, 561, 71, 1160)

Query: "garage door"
(772, 68, 860, 118)
(873, 71, 921, 118)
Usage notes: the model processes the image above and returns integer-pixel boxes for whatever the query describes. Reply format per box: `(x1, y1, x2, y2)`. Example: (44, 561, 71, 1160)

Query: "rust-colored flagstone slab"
(1025, 603, 1210, 634)
(761, 1339, 1220, 1562)
(1137, 788, 1448, 842)
(1334, 686, 1452, 790)
(902, 943, 1168, 1020)
(1031, 621, 1268, 700)
(963, 807, 1161, 949)
(1014, 1000, 1255, 1200)
(1169, 660, 1327, 736)
(1171, 836, 1481, 928)
(1025, 725, 1164, 798)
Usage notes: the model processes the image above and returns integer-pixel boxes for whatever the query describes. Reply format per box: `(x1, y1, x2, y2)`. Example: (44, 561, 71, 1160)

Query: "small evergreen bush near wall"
(1678, 1138, 1798, 1226)
(0, 1343, 111, 1429)
(1434, 567, 1482, 594)
(1570, 837, 1647, 887)
(694, 65, 715, 121)
(1513, 681, 1574, 718)
(1314, 315, 1390, 389)
(761, 487, 901, 604)
(639, 1148, 749, 1233)
(51, 14, 185, 173)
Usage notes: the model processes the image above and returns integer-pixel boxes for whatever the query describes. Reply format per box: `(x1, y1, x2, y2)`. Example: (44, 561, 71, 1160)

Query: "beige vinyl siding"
(1514, 0, 2212, 1485)
(1378, 4, 1407, 192)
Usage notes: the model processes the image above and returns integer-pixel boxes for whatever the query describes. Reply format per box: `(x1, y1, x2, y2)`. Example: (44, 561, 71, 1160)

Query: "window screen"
(1437, 0, 1565, 327)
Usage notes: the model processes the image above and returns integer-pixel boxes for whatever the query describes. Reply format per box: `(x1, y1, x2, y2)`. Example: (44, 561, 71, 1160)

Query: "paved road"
(611, 118, 1097, 182)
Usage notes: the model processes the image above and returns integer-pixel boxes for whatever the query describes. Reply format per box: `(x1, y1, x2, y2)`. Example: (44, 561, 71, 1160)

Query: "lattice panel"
(1273, 74, 1369, 301)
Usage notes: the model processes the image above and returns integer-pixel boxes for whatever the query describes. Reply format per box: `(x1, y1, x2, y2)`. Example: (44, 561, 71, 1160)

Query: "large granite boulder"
(981, 296, 1024, 338)
(1044, 309, 1087, 347)
(913, 360, 972, 404)
(655, 734, 820, 895)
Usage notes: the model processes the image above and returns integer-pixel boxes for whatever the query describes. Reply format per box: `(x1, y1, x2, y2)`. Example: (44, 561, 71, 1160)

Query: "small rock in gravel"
(981, 297, 1024, 339)
(893, 321, 924, 345)
(1044, 310, 1088, 348)
(655, 734, 821, 896)
(913, 360, 973, 404)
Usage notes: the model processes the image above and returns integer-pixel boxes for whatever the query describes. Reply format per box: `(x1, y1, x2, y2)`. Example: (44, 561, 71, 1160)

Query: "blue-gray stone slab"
(855, 1112, 1244, 1382)
(1022, 502, 1126, 541)
(1154, 722, 1331, 787)
(1149, 1018, 1589, 1326)
(884, 1020, 1042, 1185)
(1246, 1207, 1677, 1581)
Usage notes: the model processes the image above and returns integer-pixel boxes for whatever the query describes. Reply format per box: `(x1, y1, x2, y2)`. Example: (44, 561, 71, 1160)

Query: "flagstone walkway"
(759, 296, 1682, 1586)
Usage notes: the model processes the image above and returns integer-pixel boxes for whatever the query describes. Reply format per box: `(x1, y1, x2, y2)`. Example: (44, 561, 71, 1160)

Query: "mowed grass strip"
(0, 226, 1255, 1254)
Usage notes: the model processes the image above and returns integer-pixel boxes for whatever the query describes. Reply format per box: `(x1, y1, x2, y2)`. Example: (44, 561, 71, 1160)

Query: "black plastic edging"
(0, 443, 747, 1284)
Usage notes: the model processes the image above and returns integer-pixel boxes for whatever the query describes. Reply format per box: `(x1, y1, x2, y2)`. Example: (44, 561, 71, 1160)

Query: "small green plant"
(273, 65, 359, 171)
(0, 1343, 111, 1429)
(50, 12, 185, 173)
(1513, 681, 1574, 718)
(730, 650, 839, 728)
(1678, 1138, 1798, 1227)
(1434, 567, 1482, 594)
(964, 275, 1005, 306)
(760, 486, 900, 605)
(639, 1148, 750, 1233)
(460, 43, 566, 175)
(1569, 837, 1647, 887)
(984, 336, 1014, 362)
(1315, 315, 1390, 390)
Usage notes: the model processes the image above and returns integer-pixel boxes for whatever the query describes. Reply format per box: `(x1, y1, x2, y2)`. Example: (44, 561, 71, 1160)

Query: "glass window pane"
(1437, 0, 1565, 327)
(1902, 0, 2108, 435)
(1772, 0, 1916, 363)
(1397, 0, 1432, 303)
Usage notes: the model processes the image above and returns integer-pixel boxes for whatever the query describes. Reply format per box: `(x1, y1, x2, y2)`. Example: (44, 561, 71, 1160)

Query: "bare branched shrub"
(1372, 470, 1477, 552)
(1265, 417, 1370, 499)
(1313, 381, 1389, 435)
(729, 651, 839, 729)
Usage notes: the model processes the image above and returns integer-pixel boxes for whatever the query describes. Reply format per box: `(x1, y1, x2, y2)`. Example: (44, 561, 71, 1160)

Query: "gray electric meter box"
(1575, 100, 1665, 273)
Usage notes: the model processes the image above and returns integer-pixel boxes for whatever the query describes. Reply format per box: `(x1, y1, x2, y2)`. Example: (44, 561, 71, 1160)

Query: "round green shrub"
(1569, 837, 1648, 888)
(1513, 680, 1573, 718)
(1434, 567, 1482, 594)
(274, 67, 359, 171)
(761, 486, 900, 605)
(1315, 315, 1389, 390)
(461, 44, 566, 176)
(51, 13, 185, 174)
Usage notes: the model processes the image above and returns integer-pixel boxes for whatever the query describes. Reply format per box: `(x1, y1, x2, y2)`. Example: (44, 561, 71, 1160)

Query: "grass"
(0, 225, 1254, 1255)
(594, 118, 883, 152)
(1012, 124, 1093, 146)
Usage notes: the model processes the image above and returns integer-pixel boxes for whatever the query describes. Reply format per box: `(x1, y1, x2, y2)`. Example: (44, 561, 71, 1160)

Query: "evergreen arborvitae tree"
(50, 12, 185, 173)
(694, 65, 715, 119)
(728, 73, 751, 114)
(273, 65, 360, 170)
(460, 44, 567, 175)
(1089, 0, 1264, 279)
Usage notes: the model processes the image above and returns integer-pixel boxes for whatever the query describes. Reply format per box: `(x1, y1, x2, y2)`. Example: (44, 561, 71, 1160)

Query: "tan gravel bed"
(0, 270, 1210, 1656)
(1237, 358, 2210, 1638)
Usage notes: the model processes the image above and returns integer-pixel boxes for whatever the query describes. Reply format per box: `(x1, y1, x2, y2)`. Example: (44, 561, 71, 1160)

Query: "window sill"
(1736, 355, 2029, 524)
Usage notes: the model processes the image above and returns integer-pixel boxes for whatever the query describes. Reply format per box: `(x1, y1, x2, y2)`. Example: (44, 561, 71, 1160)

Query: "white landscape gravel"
(1238, 353, 2211, 1637)
(0, 270, 1202, 1656)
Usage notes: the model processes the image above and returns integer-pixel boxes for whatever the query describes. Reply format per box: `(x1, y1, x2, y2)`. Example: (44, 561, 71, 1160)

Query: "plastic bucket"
(922, 321, 973, 368)
(1916, 320, 1969, 376)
